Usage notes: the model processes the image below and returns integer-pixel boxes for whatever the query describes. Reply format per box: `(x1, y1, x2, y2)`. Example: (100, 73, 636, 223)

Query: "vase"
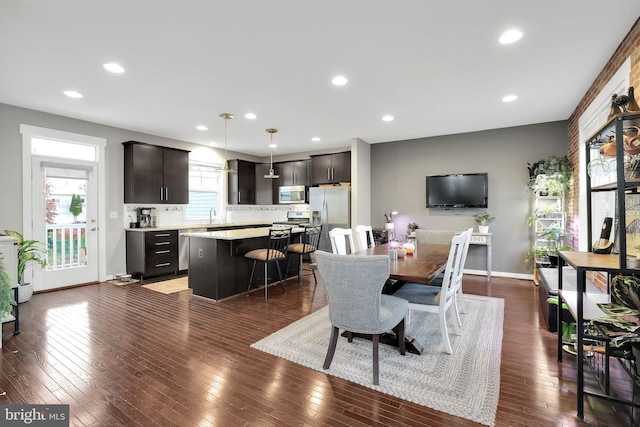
(478, 225, 489, 234)
(18, 283, 33, 303)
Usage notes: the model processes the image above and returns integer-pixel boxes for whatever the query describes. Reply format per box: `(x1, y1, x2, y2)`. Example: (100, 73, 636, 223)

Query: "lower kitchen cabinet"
(126, 230, 179, 279)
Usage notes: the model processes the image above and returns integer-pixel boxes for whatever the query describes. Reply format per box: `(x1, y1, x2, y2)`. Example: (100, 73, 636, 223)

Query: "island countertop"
(188, 226, 304, 241)
(125, 221, 273, 232)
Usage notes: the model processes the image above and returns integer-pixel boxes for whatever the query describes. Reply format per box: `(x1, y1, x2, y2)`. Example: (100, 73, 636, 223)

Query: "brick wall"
(568, 18, 640, 290)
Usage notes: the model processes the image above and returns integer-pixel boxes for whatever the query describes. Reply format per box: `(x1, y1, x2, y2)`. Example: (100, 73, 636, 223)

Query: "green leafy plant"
(0, 257, 16, 315)
(527, 155, 573, 192)
(473, 212, 495, 226)
(384, 212, 393, 223)
(3, 230, 47, 284)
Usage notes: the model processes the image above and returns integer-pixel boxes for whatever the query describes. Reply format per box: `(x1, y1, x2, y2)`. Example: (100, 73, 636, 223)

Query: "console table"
(470, 232, 492, 280)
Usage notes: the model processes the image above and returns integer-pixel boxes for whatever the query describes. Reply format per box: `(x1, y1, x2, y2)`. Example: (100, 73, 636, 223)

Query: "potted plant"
(3, 230, 47, 303)
(473, 212, 495, 233)
(540, 226, 571, 267)
(383, 212, 394, 230)
(527, 155, 573, 193)
(0, 257, 17, 330)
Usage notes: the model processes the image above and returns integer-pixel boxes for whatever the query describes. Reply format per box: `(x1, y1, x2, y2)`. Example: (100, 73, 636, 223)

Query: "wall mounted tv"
(426, 173, 488, 208)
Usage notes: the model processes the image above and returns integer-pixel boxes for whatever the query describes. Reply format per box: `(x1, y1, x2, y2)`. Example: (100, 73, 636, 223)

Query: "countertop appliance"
(279, 185, 306, 204)
(309, 186, 351, 252)
(272, 211, 311, 228)
(136, 207, 157, 228)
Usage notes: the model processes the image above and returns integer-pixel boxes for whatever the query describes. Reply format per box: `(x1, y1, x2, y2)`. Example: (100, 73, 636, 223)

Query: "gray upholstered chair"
(392, 229, 471, 354)
(245, 228, 291, 300)
(315, 250, 409, 385)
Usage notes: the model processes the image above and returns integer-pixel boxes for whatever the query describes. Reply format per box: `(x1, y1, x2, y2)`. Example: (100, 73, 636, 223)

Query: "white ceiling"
(2, 1, 639, 157)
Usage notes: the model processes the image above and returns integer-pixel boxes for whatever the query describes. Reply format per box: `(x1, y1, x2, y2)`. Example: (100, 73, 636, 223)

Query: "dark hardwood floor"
(1, 269, 636, 426)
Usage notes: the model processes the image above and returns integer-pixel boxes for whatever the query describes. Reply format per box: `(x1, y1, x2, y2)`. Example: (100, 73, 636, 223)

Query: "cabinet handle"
(155, 242, 171, 246)
(160, 187, 164, 201)
(332, 167, 335, 181)
(155, 249, 171, 254)
(327, 168, 330, 180)
(165, 187, 169, 200)
(155, 233, 171, 237)
(238, 191, 241, 203)
(155, 262, 171, 267)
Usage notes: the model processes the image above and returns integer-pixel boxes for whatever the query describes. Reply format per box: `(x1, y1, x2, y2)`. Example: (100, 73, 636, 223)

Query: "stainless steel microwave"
(279, 185, 306, 204)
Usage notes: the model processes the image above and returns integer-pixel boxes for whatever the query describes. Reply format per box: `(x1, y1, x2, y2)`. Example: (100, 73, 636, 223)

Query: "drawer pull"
(155, 250, 171, 254)
(155, 262, 171, 267)
(155, 242, 171, 246)
(155, 233, 171, 237)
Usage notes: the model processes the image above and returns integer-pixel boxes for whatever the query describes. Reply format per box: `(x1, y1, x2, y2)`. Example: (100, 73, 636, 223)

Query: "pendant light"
(216, 113, 236, 172)
(264, 128, 280, 178)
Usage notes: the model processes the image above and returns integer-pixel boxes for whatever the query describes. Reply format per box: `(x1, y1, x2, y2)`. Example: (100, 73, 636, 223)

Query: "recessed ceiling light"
(269, 144, 277, 148)
(64, 90, 83, 98)
(244, 112, 257, 119)
(196, 125, 208, 131)
(332, 75, 348, 86)
(499, 29, 523, 44)
(382, 115, 394, 122)
(311, 137, 321, 142)
(103, 62, 125, 74)
(208, 142, 218, 147)
(502, 94, 518, 102)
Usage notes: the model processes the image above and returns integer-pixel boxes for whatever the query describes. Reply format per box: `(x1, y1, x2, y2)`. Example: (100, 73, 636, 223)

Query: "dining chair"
(354, 225, 375, 251)
(415, 229, 456, 245)
(315, 250, 409, 385)
(285, 225, 322, 286)
(329, 227, 355, 255)
(245, 228, 291, 300)
(392, 230, 469, 354)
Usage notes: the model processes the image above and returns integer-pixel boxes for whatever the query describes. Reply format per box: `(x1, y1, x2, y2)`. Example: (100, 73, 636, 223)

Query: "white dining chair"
(415, 229, 456, 245)
(392, 229, 470, 354)
(354, 225, 375, 251)
(329, 227, 355, 255)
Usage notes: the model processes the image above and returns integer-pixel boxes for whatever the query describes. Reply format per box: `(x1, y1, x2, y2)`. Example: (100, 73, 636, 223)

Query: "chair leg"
(453, 294, 463, 328)
(298, 254, 303, 286)
(247, 260, 257, 294)
(275, 260, 286, 294)
(440, 309, 453, 354)
(263, 262, 268, 301)
(323, 326, 340, 369)
(372, 334, 379, 385)
(346, 331, 353, 343)
(457, 287, 467, 313)
(397, 318, 406, 356)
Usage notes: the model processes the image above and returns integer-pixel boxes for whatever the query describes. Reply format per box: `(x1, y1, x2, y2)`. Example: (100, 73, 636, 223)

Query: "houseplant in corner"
(0, 256, 17, 347)
(473, 212, 495, 234)
(3, 230, 47, 303)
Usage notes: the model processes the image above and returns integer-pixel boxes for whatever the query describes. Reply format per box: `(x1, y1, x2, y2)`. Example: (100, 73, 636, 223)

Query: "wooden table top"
(353, 243, 450, 284)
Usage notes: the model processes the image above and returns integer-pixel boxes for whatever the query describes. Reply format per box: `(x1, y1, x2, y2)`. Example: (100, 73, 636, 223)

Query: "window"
(187, 161, 223, 220)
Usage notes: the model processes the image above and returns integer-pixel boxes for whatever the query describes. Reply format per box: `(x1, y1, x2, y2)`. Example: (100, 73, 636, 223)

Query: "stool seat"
(287, 243, 316, 254)
(246, 249, 286, 261)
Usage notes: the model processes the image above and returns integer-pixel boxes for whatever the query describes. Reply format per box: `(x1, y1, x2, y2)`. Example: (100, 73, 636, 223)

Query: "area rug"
(141, 277, 190, 294)
(107, 278, 140, 286)
(251, 294, 504, 426)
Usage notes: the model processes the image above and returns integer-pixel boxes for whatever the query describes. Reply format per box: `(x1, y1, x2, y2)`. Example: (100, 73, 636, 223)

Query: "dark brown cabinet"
(255, 163, 274, 205)
(123, 141, 189, 204)
(310, 151, 351, 185)
(228, 159, 256, 205)
(126, 230, 179, 279)
(275, 160, 309, 186)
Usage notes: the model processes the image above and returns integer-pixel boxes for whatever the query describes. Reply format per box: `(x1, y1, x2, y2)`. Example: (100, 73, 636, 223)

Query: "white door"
(31, 158, 99, 291)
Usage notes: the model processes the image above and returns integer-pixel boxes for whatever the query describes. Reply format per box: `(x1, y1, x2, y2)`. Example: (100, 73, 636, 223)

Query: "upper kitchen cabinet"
(123, 141, 189, 204)
(255, 163, 274, 205)
(276, 160, 310, 186)
(228, 159, 256, 205)
(310, 151, 351, 185)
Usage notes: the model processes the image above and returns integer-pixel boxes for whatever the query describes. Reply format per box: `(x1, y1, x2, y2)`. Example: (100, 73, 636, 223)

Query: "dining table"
(349, 242, 451, 354)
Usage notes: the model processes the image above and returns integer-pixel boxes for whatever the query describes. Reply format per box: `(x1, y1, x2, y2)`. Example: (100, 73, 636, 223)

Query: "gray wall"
(370, 121, 569, 276)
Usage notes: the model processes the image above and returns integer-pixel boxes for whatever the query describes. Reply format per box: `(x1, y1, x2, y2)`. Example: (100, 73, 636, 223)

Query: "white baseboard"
(464, 269, 534, 281)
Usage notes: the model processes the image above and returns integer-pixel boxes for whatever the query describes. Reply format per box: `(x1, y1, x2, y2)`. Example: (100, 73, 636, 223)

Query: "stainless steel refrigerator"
(309, 186, 351, 252)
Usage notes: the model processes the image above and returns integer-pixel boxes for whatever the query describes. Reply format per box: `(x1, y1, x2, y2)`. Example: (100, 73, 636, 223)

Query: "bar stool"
(245, 228, 291, 300)
(286, 225, 322, 286)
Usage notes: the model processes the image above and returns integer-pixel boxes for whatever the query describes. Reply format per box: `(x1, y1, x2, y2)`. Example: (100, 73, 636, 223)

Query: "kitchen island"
(187, 227, 302, 300)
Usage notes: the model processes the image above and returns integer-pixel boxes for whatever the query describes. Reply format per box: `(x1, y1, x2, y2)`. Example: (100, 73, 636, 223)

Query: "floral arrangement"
(407, 222, 419, 232)
(384, 212, 393, 223)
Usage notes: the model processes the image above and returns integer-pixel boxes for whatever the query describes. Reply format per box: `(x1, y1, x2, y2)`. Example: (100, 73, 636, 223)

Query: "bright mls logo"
(1, 405, 69, 426)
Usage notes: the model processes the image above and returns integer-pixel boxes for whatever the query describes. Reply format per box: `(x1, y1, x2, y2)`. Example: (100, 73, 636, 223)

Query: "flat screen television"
(426, 173, 488, 208)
